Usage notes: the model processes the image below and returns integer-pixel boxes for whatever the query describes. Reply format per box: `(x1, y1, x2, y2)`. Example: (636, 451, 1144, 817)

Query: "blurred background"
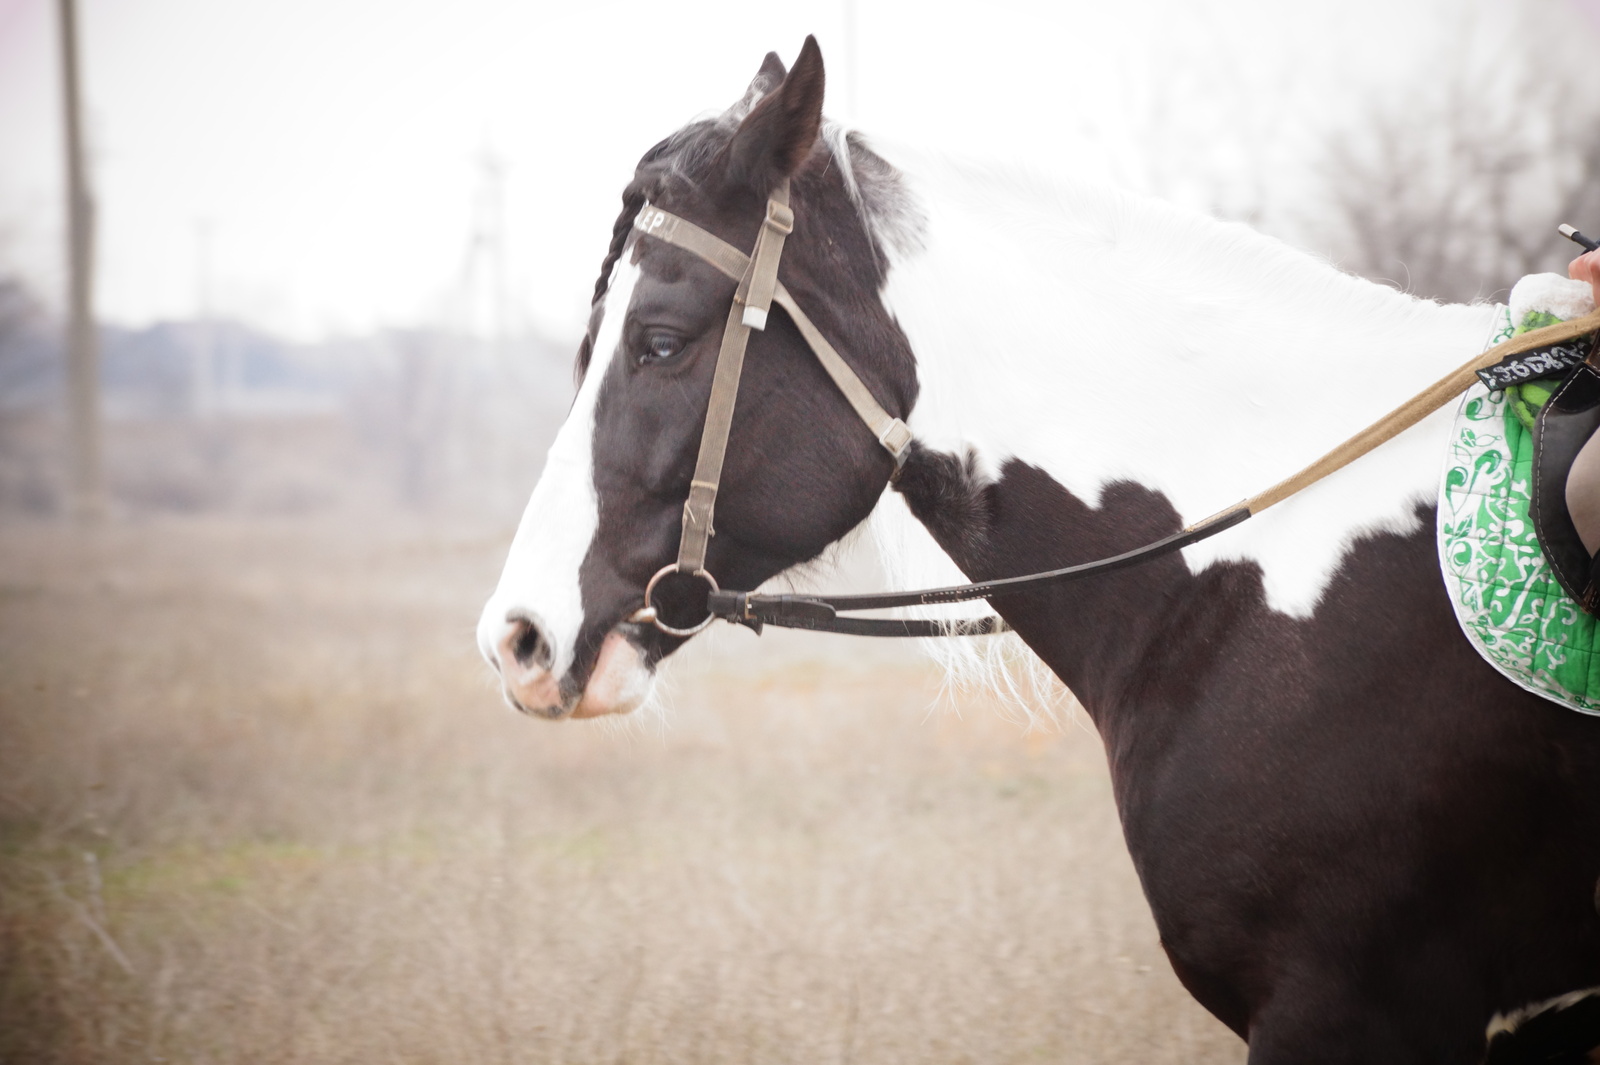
(3, 0, 1599, 1061)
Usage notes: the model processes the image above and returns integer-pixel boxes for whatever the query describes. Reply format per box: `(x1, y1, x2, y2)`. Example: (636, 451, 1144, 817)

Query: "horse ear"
(723, 36, 825, 194)
(727, 52, 788, 120)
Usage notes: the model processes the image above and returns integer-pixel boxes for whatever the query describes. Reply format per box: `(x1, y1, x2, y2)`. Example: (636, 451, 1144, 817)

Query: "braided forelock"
(573, 184, 646, 383)
(588, 136, 678, 309)
(590, 187, 647, 307)
(585, 125, 719, 311)
(576, 125, 734, 381)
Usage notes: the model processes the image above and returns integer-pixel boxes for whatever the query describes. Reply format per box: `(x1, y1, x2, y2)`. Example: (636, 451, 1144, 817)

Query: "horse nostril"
(505, 614, 554, 670)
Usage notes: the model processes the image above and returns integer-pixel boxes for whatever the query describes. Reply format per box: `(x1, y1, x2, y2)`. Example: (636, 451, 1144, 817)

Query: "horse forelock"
(574, 118, 924, 384)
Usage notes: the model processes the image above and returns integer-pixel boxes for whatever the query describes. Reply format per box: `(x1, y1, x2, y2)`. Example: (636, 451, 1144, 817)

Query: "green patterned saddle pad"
(1438, 302, 1600, 715)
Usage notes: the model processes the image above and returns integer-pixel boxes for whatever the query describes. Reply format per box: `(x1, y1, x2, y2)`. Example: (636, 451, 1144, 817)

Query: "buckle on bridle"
(764, 199, 794, 235)
(629, 564, 721, 637)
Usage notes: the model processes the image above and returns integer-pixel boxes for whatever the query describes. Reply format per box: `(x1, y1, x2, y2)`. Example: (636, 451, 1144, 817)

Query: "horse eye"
(640, 332, 684, 364)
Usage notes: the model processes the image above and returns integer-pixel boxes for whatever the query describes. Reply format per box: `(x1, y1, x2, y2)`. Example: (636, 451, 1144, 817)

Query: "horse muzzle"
(485, 615, 652, 720)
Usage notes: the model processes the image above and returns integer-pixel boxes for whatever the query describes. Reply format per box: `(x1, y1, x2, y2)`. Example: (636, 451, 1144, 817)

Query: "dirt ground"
(0, 513, 1245, 1064)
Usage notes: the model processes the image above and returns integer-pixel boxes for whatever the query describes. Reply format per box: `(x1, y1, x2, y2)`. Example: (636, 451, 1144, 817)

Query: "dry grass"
(0, 514, 1244, 1064)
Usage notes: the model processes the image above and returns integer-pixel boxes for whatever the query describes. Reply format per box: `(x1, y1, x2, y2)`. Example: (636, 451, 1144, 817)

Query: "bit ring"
(631, 564, 719, 637)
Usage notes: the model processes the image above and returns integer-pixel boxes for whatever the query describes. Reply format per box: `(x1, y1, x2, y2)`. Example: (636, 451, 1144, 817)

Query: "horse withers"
(478, 37, 1600, 1063)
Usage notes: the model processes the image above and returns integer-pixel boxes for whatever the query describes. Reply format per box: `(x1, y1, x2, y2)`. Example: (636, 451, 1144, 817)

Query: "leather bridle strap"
(671, 181, 792, 577)
(711, 506, 1250, 625)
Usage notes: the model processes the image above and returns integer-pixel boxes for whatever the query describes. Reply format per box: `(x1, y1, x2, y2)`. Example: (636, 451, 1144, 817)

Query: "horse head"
(477, 37, 918, 718)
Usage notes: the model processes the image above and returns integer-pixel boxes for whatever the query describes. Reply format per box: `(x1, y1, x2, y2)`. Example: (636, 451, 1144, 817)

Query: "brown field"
(0, 514, 1245, 1064)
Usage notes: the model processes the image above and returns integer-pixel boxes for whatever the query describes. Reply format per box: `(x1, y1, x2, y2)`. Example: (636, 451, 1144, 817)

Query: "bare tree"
(1311, 2, 1600, 302)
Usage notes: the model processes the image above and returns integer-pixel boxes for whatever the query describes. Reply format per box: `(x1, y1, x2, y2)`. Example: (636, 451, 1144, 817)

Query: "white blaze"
(477, 258, 641, 678)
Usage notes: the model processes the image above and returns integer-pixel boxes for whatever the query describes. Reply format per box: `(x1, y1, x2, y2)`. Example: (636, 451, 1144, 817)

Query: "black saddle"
(1533, 340, 1600, 615)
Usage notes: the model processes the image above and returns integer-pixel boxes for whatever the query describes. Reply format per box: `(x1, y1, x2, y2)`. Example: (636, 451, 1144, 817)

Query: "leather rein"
(624, 182, 1600, 639)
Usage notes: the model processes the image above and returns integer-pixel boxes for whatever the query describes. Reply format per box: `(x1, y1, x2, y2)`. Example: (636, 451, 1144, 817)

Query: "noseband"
(624, 182, 1600, 639)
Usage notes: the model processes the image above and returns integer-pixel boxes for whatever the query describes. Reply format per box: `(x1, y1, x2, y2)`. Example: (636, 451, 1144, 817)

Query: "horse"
(476, 37, 1600, 1062)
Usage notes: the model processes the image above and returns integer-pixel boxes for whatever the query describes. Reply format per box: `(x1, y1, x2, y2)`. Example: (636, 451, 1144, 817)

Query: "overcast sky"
(1, 0, 1597, 343)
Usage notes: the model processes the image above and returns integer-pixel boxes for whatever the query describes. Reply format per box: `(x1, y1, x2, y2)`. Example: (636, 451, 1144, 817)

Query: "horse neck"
(867, 153, 1499, 712)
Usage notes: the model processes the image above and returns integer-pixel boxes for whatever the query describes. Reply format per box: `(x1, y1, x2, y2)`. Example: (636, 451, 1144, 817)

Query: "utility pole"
(465, 149, 511, 364)
(451, 149, 518, 511)
(57, 0, 102, 519)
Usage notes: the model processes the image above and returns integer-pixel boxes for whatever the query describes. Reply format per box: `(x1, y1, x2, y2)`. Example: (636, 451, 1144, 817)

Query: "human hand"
(1568, 249, 1600, 307)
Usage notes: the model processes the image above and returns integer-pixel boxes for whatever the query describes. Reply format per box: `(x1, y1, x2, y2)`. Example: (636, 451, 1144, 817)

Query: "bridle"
(623, 181, 1600, 640)
(624, 177, 958, 638)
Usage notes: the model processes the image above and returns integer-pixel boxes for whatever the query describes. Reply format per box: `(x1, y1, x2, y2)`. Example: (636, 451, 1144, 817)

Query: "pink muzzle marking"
(492, 624, 647, 719)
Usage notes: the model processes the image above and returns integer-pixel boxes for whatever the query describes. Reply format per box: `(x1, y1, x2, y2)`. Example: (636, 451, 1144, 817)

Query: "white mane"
(853, 145, 1496, 664)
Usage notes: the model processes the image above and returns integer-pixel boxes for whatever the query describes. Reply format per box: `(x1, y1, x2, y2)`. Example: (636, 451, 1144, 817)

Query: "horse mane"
(852, 150, 1499, 720)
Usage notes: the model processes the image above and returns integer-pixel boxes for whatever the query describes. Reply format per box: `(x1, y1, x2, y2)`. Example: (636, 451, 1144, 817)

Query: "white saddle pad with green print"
(1437, 279, 1600, 715)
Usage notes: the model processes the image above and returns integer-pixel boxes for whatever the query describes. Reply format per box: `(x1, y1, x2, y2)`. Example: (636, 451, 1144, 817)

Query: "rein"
(626, 186, 1600, 639)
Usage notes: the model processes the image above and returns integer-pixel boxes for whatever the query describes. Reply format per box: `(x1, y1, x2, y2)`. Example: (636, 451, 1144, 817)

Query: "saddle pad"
(1437, 304, 1600, 715)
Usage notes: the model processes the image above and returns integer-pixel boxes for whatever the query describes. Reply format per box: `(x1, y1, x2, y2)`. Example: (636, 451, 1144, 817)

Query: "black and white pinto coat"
(478, 40, 1600, 1064)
